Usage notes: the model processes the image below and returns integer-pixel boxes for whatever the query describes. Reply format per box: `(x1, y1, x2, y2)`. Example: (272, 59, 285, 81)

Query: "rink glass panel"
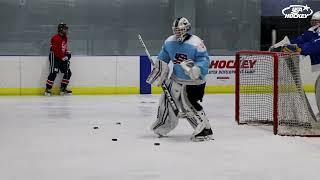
(0, 0, 260, 56)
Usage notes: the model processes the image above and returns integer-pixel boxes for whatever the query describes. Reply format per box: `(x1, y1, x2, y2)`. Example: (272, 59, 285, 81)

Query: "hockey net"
(235, 50, 320, 136)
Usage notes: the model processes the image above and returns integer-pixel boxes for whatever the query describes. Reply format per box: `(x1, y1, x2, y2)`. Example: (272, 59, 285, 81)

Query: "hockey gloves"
(282, 44, 302, 53)
(270, 44, 301, 53)
(269, 36, 301, 53)
(62, 51, 72, 61)
(66, 51, 72, 60)
(146, 59, 169, 86)
(62, 56, 69, 61)
(180, 60, 201, 80)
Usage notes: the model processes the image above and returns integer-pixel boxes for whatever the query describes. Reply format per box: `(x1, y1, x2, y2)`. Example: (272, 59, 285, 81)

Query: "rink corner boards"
(0, 85, 314, 96)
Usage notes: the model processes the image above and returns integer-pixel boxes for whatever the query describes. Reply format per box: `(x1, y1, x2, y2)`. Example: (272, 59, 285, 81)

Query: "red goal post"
(235, 50, 320, 136)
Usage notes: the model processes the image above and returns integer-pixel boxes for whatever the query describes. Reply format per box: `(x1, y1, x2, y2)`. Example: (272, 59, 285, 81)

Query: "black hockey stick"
(138, 34, 180, 116)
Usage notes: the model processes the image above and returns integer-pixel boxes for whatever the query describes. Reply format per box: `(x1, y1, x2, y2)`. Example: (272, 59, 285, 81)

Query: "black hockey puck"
(154, 142, 160, 146)
(116, 122, 121, 125)
(93, 126, 99, 129)
(112, 138, 118, 141)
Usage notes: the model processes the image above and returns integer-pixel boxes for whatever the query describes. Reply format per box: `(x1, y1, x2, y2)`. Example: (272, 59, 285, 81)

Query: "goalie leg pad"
(185, 117, 198, 129)
(151, 80, 183, 136)
(183, 84, 206, 129)
(181, 84, 212, 138)
(146, 59, 169, 86)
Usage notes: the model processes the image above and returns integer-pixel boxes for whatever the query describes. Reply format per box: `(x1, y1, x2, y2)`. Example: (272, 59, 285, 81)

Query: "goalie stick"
(138, 34, 180, 116)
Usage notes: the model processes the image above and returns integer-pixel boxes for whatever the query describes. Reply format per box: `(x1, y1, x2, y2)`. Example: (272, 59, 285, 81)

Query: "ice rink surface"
(0, 94, 320, 180)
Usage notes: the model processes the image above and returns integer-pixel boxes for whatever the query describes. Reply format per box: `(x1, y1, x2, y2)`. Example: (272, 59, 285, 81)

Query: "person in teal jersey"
(147, 17, 213, 141)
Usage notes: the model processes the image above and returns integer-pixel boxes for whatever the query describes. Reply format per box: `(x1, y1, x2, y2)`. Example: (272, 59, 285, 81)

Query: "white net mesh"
(237, 52, 275, 125)
(236, 51, 320, 136)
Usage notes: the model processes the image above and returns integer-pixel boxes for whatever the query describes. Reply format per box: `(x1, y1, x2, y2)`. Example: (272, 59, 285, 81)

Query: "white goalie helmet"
(172, 17, 191, 42)
(311, 11, 320, 26)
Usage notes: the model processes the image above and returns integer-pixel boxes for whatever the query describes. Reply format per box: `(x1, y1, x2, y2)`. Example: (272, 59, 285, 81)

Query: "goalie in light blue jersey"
(146, 17, 213, 141)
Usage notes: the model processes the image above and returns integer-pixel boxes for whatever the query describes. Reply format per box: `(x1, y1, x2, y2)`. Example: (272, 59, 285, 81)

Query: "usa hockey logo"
(282, 5, 313, 18)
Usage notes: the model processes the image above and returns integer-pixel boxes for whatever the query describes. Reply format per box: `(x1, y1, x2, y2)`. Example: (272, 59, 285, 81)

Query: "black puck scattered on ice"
(93, 126, 99, 129)
(112, 138, 118, 141)
(116, 122, 121, 125)
(154, 142, 160, 146)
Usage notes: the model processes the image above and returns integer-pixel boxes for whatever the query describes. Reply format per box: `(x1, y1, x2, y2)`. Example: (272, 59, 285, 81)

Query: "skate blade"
(191, 135, 214, 142)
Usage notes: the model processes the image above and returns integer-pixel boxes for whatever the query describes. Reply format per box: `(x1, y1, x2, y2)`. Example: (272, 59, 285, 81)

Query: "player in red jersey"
(45, 23, 72, 96)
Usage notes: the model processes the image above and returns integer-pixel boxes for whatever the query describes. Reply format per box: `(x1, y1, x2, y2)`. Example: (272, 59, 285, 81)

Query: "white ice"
(0, 94, 320, 180)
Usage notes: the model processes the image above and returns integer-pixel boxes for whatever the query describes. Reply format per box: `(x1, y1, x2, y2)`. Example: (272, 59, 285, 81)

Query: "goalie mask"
(172, 17, 191, 42)
(311, 11, 320, 26)
(57, 22, 68, 35)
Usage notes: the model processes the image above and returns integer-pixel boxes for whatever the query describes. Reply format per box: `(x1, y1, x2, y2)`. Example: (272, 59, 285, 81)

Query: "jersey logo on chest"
(174, 53, 188, 64)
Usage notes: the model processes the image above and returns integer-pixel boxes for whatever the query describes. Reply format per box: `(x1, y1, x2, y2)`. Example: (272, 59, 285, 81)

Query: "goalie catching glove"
(269, 36, 301, 53)
(180, 59, 201, 80)
(270, 44, 301, 53)
(146, 59, 169, 86)
(282, 44, 301, 53)
(269, 36, 291, 51)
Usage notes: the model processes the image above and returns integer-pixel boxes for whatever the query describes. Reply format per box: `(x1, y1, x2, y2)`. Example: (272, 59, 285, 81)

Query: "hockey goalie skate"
(191, 128, 213, 142)
(190, 110, 213, 142)
(60, 88, 72, 96)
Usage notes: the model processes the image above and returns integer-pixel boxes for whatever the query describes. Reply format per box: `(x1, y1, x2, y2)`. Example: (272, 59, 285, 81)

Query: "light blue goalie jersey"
(157, 34, 209, 84)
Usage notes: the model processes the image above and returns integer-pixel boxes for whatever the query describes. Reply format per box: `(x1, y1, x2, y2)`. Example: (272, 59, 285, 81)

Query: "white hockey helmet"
(172, 17, 191, 42)
(311, 11, 320, 26)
